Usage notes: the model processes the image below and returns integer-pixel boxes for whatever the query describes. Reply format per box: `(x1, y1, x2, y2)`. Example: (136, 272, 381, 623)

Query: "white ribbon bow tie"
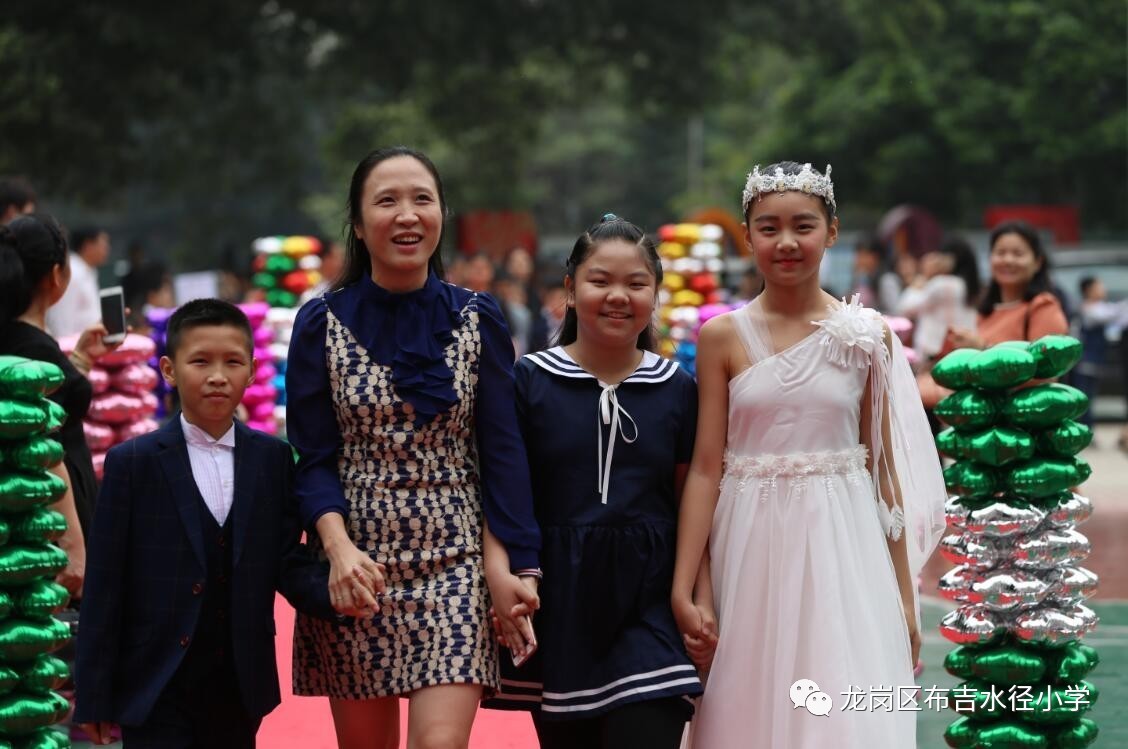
(596, 384, 639, 504)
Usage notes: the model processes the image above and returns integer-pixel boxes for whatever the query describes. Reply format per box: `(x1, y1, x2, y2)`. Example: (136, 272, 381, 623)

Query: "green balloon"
(933, 348, 982, 389)
(252, 271, 278, 289)
(970, 646, 1048, 685)
(974, 722, 1049, 748)
(944, 647, 976, 679)
(1053, 718, 1099, 749)
(1003, 384, 1088, 430)
(944, 716, 979, 748)
(16, 653, 70, 693)
(0, 437, 64, 472)
(0, 617, 70, 661)
(1006, 459, 1086, 498)
(945, 461, 1000, 497)
(265, 288, 298, 308)
(0, 472, 67, 511)
(1052, 643, 1100, 683)
(0, 691, 69, 736)
(0, 591, 12, 619)
(0, 545, 68, 585)
(952, 679, 1010, 719)
(0, 667, 17, 696)
(265, 254, 296, 273)
(9, 508, 68, 545)
(1028, 335, 1083, 379)
(1022, 681, 1096, 725)
(15, 728, 71, 749)
(0, 400, 50, 440)
(0, 357, 65, 400)
(937, 389, 1002, 431)
(14, 580, 69, 619)
(1071, 456, 1092, 484)
(961, 427, 1036, 467)
(0, 518, 8, 546)
(1027, 490, 1073, 511)
(937, 427, 964, 458)
(1036, 421, 1093, 457)
(968, 346, 1038, 390)
(43, 400, 65, 433)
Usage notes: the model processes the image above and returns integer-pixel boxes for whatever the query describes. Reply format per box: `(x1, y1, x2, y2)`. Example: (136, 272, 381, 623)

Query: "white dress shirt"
(180, 414, 236, 525)
(46, 252, 102, 338)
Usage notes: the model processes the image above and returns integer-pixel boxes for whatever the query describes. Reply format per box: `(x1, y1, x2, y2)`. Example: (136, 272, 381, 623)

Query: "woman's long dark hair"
(555, 215, 663, 351)
(333, 146, 447, 291)
(0, 214, 68, 324)
(940, 235, 982, 306)
(977, 221, 1051, 316)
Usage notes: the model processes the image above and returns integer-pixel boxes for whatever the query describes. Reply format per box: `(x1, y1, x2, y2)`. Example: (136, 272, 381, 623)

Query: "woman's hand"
(55, 539, 85, 598)
(325, 543, 385, 618)
(672, 593, 719, 672)
(487, 570, 539, 655)
(948, 327, 984, 350)
(75, 320, 127, 362)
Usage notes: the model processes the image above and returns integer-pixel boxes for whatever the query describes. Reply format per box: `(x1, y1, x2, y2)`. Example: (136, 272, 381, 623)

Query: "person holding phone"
(486, 216, 704, 749)
(0, 214, 124, 595)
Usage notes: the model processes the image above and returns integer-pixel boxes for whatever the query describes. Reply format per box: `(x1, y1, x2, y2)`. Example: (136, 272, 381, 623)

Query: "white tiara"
(741, 163, 835, 215)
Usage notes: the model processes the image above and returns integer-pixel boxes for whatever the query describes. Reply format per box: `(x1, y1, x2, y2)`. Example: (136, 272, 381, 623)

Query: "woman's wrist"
(69, 350, 92, 375)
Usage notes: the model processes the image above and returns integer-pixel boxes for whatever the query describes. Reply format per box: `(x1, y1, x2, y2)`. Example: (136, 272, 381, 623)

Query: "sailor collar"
(524, 346, 679, 385)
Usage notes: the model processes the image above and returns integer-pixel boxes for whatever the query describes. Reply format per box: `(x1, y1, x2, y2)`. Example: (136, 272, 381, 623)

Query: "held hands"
(487, 572, 540, 658)
(672, 594, 719, 672)
(79, 722, 117, 745)
(326, 544, 385, 618)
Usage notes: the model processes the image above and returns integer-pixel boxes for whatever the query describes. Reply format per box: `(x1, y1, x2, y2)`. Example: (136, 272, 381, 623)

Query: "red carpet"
(260, 596, 539, 748)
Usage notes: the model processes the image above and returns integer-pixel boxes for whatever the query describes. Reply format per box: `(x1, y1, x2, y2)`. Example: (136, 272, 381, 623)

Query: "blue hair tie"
(601, 213, 619, 223)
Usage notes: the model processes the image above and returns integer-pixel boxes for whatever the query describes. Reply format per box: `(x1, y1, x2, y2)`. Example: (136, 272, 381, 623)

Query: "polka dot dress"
(292, 299, 497, 698)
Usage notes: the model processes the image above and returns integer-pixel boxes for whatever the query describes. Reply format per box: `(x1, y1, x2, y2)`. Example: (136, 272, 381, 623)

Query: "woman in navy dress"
(285, 147, 541, 749)
(488, 216, 706, 748)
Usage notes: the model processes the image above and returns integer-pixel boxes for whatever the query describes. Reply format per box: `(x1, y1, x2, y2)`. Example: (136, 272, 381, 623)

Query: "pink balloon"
(238, 302, 270, 328)
(253, 326, 274, 347)
(110, 363, 160, 395)
(698, 303, 732, 325)
(87, 392, 145, 425)
(242, 383, 277, 406)
(246, 419, 277, 435)
(116, 418, 160, 443)
(255, 363, 277, 381)
(139, 390, 159, 416)
(96, 334, 157, 368)
(83, 420, 116, 452)
(87, 367, 111, 395)
(253, 346, 274, 364)
(251, 401, 275, 421)
(883, 315, 914, 346)
(91, 451, 106, 480)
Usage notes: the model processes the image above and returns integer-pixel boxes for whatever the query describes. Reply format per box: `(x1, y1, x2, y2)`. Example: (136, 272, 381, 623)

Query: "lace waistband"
(723, 445, 868, 480)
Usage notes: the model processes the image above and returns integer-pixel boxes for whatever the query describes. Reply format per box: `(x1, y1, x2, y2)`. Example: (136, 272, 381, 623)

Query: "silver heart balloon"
(966, 568, 1050, 612)
(1042, 493, 1094, 530)
(1012, 528, 1091, 570)
(945, 496, 970, 531)
(1012, 603, 1098, 646)
(962, 500, 1046, 538)
(938, 566, 977, 603)
(940, 605, 1005, 646)
(940, 533, 1004, 570)
(1044, 566, 1099, 604)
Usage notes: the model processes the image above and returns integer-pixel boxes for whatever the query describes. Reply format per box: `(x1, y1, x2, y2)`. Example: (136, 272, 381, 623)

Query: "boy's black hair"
(0, 176, 36, 213)
(1079, 276, 1098, 298)
(165, 298, 254, 359)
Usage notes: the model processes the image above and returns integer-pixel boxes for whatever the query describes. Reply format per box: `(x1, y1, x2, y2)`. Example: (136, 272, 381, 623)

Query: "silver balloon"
(940, 605, 1005, 646)
(966, 568, 1050, 612)
(1012, 528, 1091, 570)
(1042, 493, 1094, 530)
(1012, 603, 1098, 646)
(1044, 566, 1099, 604)
(938, 566, 976, 603)
(963, 500, 1046, 538)
(945, 497, 970, 531)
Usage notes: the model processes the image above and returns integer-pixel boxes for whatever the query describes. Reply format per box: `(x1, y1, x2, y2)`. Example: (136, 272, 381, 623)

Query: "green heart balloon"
(961, 427, 1036, 467)
(1006, 460, 1086, 498)
(251, 271, 278, 290)
(1052, 643, 1100, 683)
(1027, 490, 1074, 511)
(937, 427, 964, 458)
(0, 358, 65, 401)
(13, 727, 71, 749)
(42, 401, 65, 433)
(0, 401, 50, 440)
(0, 518, 9, 546)
(937, 390, 1002, 431)
(1003, 384, 1088, 430)
(0, 690, 69, 736)
(9, 508, 68, 545)
(14, 580, 69, 619)
(0, 473, 67, 512)
(265, 254, 297, 273)
(16, 654, 69, 694)
(944, 461, 1000, 497)
(1036, 421, 1093, 458)
(972, 722, 1049, 748)
(1022, 680, 1097, 725)
(265, 288, 298, 308)
(944, 647, 976, 679)
(969, 646, 1048, 685)
(952, 679, 1010, 719)
(968, 346, 1038, 390)
(0, 667, 17, 696)
(0, 437, 64, 472)
(1028, 335, 1083, 379)
(944, 716, 979, 748)
(932, 348, 982, 389)
(0, 591, 12, 619)
(0, 617, 70, 661)
(0, 545, 68, 585)
(1053, 718, 1099, 749)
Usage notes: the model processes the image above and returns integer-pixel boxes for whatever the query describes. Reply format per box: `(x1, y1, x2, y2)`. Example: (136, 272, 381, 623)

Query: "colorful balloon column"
(238, 303, 278, 436)
(145, 307, 175, 419)
(655, 223, 733, 375)
(933, 336, 1099, 749)
(250, 236, 322, 308)
(263, 307, 298, 438)
(59, 335, 159, 481)
(0, 357, 77, 748)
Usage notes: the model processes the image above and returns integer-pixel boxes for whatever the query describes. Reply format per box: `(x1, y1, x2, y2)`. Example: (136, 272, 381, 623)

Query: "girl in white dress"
(672, 162, 946, 748)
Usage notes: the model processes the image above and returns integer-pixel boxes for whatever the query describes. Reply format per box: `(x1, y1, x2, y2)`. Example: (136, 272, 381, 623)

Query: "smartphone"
(509, 615, 538, 668)
(99, 286, 127, 345)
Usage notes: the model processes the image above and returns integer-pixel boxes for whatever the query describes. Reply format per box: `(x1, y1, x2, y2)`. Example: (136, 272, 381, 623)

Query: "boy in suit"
(75, 298, 333, 747)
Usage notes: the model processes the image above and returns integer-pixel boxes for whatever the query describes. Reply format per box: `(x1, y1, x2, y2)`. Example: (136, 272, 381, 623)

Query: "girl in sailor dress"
(486, 215, 705, 749)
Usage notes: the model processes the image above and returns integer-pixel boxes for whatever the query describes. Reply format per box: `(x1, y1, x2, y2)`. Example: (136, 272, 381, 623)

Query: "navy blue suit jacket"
(74, 417, 334, 725)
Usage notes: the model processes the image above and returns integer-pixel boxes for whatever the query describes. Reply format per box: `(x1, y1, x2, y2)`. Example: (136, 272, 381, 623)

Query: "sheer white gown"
(686, 297, 941, 749)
